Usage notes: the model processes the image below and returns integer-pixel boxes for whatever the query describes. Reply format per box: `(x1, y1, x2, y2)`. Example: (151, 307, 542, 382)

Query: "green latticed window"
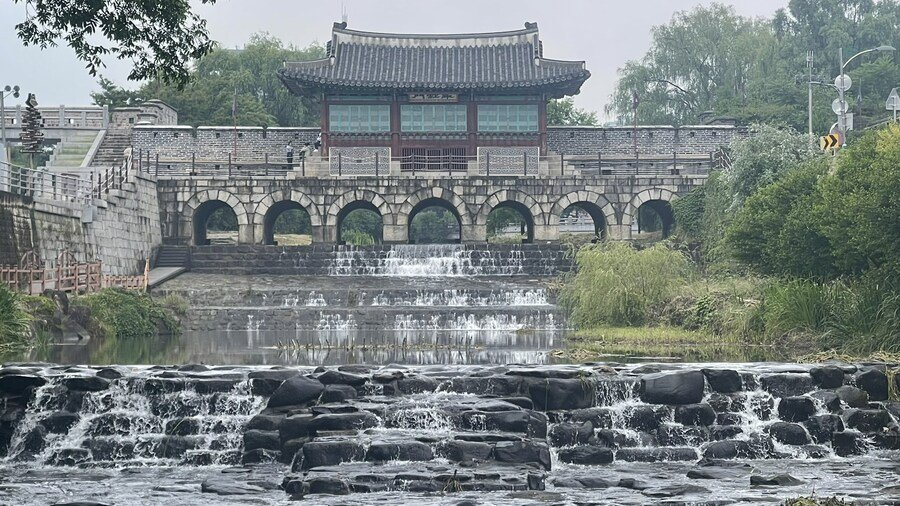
(401, 104, 468, 132)
(477, 104, 539, 132)
(329, 105, 391, 132)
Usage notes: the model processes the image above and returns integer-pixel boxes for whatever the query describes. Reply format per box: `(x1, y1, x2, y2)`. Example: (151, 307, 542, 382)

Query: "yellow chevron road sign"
(819, 134, 840, 151)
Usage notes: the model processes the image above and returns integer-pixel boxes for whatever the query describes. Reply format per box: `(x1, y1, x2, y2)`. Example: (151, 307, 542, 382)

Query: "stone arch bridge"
(157, 173, 705, 245)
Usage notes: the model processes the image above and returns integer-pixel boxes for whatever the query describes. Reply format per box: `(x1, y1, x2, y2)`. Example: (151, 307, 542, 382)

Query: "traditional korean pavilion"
(278, 22, 590, 168)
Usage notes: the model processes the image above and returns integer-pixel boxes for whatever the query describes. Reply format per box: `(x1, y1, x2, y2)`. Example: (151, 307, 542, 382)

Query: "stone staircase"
(89, 130, 132, 167)
(155, 245, 190, 268)
(43, 132, 98, 168)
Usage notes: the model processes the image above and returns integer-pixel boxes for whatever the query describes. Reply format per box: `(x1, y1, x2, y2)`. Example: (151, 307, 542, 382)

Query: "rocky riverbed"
(0, 361, 898, 504)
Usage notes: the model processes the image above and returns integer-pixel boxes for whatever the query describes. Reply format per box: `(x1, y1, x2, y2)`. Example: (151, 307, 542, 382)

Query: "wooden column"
(538, 94, 548, 156)
(390, 94, 401, 156)
(466, 93, 477, 157)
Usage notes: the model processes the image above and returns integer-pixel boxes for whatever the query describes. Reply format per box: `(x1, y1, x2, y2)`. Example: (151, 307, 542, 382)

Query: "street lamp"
(836, 45, 896, 146)
(1, 84, 21, 166)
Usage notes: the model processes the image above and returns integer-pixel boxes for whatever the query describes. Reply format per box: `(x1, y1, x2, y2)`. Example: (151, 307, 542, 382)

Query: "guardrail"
(0, 250, 148, 295)
(1, 105, 109, 130)
(0, 158, 130, 204)
(136, 149, 725, 179)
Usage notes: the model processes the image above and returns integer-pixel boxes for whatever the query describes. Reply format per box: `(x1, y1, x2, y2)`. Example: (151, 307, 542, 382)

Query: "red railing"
(0, 250, 148, 295)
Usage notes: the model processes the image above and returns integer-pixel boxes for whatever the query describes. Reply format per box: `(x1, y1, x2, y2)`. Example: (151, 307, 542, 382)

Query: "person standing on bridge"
(285, 142, 294, 169)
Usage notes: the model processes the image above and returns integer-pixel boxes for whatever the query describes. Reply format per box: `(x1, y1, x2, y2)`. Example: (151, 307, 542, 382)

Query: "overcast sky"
(1, 0, 788, 119)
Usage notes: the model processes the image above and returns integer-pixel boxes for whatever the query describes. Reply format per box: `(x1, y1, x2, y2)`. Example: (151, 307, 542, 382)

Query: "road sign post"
(887, 88, 900, 122)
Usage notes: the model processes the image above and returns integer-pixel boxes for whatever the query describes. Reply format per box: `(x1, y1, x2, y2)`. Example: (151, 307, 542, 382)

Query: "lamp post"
(836, 45, 895, 147)
(1, 84, 21, 166)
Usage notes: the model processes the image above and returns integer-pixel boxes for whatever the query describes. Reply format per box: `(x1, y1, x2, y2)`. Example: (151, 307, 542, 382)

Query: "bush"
(71, 288, 179, 339)
(0, 283, 32, 350)
(560, 243, 693, 327)
(341, 229, 375, 246)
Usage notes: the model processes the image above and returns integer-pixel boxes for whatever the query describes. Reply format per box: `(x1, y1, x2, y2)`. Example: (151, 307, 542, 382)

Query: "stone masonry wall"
(132, 125, 740, 160)
(0, 174, 162, 275)
(547, 125, 746, 156)
(133, 127, 319, 162)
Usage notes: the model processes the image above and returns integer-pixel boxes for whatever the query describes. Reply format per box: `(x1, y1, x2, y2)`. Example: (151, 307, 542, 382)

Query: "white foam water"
(327, 245, 530, 277)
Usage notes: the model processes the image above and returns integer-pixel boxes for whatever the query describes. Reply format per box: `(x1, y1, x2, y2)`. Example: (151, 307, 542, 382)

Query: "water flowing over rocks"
(2, 362, 900, 503)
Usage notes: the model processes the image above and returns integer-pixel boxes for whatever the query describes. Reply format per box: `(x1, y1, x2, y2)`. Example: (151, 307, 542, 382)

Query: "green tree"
(13, 0, 216, 85)
(547, 98, 598, 126)
(410, 208, 459, 244)
(91, 34, 324, 127)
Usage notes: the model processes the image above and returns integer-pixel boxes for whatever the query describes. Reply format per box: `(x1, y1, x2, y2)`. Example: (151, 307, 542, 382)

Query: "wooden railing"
(0, 251, 148, 295)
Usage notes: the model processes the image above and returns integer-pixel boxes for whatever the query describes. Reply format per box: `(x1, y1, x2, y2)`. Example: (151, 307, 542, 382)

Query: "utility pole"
(807, 50, 814, 137)
(1, 84, 21, 166)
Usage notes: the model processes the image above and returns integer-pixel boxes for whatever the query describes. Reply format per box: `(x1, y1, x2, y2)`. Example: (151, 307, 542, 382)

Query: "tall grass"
(560, 243, 693, 327)
(0, 283, 32, 351)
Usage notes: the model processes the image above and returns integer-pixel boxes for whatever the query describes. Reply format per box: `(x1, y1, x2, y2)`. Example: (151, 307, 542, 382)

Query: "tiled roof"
(279, 22, 590, 97)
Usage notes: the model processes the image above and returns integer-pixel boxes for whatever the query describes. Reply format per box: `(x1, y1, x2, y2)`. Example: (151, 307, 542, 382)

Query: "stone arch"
(624, 187, 678, 238)
(475, 190, 546, 227)
(396, 187, 473, 227)
(325, 189, 393, 228)
(549, 190, 618, 238)
(254, 189, 323, 229)
(185, 189, 249, 245)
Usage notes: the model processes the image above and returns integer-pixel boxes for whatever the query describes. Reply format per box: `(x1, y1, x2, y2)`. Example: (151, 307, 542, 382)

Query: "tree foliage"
(410, 208, 460, 244)
(13, 0, 216, 86)
(610, 1, 900, 129)
(547, 98, 598, 126)
(91, 33, 324, 127)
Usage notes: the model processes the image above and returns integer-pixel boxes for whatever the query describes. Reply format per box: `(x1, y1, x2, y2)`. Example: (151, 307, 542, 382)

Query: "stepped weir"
(1, 244, 900, 504)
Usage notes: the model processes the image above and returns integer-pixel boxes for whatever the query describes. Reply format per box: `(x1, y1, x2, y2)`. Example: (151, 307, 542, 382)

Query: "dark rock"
(88, 413, 136, 436)
(365, 441, 433, 461)
(804, 414, 844, 444)
(42, 411, 78, 433)
(657, 424, 709, 446)
(707, 393, 733, 413)
(710, 425, 744, 441)
(241, 448, 279, 464)
(809, 390, 842, 412)
(19, 425, 48, 455)
(856, 369, 889, 401)
(319, 384, 357, 403)
(47, 448, 90, 466)
(177, 364, 209, 372)
(0, 374, 46, 396)
(766, 422, 811, 445)
(438, 440, 492, 462)
(643, 484, 709, 497)
(835, 386, 869, 408)
(832, 431, 866, 456)
(458, 410, 547, 438)
(310, 412, 379, 432)
(243, 429, 280, 451)
(872, 432, 900, 450)
(201, 477, 265, 495)
(616, 447, 697, 462)
(702, 369, 742, 393)
(809, 366, 844, 388)
(750, 474, 805, 486)
(191, 379, 238, 394)
(702, 440, 757, 459)
(759, 374, 814, 398)
(279, 415, 314, 442)
(83, 438, 135, 461)
(617, 478, 650, 490)
(641, 370, 705, 405)
(155, 436, 202, 458)
(95, 368, 123, 380)
(249, 368, 300, 396)
(777, 396, 816, 422)
(246, 414, 283, 431)
(164, 417, 200, 436)
(267, 376, 325, 409)
(143, 378, 185, 395)
(715, 413, 743, 426)
(51, 502, 111, 506)
(548, 421, 593, 446)
(397, 376, 440, 394)
(557, 446, 613, 465)
(800, 445, 830, 458)
(307, 476, 351, 495)
(493, 440, 552, 470)
(568, 407, 613, 428)
(674, 403, 715, 426)
(844, 409, 894, 432)
(502, 397, 534, 410)
(526, 378, 594, 411)
(317, 369, 367, 386)
(295, 440, 365, 470)
(623, 405, 670, 432)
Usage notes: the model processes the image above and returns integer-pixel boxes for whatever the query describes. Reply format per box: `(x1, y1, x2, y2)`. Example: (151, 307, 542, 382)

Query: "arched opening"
(193, 200, 238, 246)
(263, 201, 312, 245)
(560, 202, 607, 242)
(634, 200, 675, 241)
(337, 201, 383, 245)
(408, 198, 462, 244)
(487, 201, 534, 244)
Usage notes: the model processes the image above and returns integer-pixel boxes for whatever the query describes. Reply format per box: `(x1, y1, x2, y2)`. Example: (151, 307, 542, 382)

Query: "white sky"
(0, 0, 788, 119)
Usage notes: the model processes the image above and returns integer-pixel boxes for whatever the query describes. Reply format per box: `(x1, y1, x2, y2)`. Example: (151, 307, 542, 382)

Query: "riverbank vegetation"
(562, 124, 900, 360)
